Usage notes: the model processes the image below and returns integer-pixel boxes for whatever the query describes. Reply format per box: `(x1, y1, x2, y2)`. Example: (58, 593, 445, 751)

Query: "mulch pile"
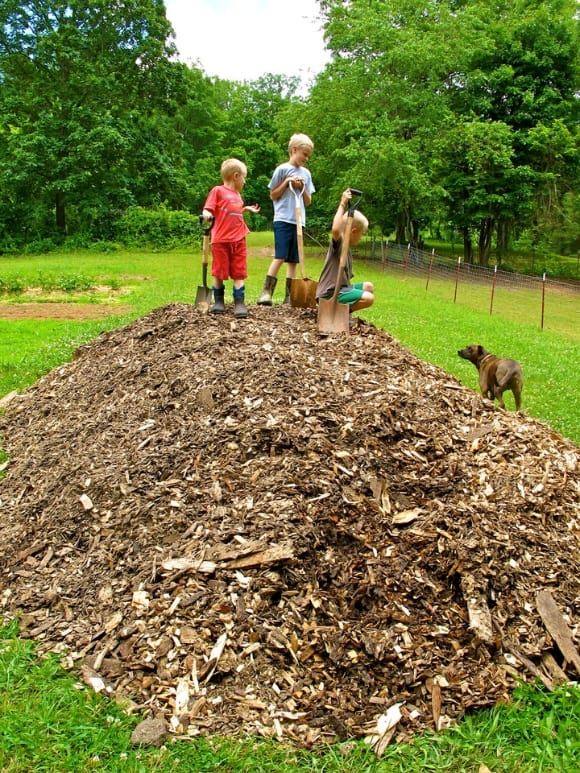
(1, 303, 578, 748)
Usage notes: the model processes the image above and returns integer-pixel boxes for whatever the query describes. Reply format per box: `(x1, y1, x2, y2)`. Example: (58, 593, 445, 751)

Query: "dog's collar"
(479, 353, 493, 363)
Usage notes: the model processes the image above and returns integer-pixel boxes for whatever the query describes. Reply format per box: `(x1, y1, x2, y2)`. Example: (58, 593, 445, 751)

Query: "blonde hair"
(348, 210, 369, 234)
(288, 133, 314, 154)
(220, 158, 247, 182)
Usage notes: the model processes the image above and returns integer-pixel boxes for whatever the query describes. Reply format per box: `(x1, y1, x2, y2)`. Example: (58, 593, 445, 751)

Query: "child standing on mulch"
(257, 133, 315, 306)
(202, 158, 260, 318)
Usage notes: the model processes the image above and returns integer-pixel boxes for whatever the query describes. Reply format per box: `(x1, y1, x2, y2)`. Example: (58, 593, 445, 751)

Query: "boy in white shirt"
(257, 133, 315, 305)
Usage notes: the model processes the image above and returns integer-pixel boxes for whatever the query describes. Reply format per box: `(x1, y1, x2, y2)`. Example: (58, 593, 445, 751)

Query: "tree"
(0, 0, 184, 240)
(309, 0, 579, 260)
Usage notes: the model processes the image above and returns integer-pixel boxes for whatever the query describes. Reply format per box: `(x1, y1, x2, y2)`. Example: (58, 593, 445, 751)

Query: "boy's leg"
(233, 284, 248, 319)
(258, 223, 298, 305)
(231, 246, 249, 318)
(257, 260, 282, 305)
(211, 282, 225, 314)
(210, 243, 228, 314)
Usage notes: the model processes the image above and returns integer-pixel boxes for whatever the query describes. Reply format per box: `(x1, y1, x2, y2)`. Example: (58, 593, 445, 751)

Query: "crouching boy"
(316, 189, 374, 313)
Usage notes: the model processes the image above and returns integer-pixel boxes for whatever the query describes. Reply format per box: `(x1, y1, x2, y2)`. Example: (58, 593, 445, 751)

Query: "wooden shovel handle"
(202, 235, 210, 267)
(330, 215, 354, 304)
(289, 181, 307, 280)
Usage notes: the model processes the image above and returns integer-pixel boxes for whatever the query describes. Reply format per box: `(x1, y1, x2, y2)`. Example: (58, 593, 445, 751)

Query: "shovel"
(289, 182, 317, 309)
(195, 215, 213, 312)
(317, 189, 362, 335)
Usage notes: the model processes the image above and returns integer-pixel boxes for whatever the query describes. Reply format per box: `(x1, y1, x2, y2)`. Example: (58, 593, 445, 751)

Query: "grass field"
(1, 237, 579, 772)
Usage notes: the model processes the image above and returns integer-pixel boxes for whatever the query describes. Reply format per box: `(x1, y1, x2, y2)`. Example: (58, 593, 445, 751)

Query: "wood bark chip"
(0, 303, 578, 748)
(536, 590, 580, 673)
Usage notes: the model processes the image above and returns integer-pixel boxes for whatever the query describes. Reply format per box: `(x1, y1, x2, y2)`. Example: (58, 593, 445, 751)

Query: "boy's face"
(232, 170, 246, 191)
(290, 145, 312, 167)
(350, 226, 364, 246)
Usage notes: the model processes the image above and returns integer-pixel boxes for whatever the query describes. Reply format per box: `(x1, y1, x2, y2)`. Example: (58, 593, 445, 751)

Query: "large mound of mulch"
(1, 303, 578, 748)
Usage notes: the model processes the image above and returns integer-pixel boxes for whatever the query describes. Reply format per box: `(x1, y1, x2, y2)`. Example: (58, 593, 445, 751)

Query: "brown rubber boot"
(283, 277, 293, 304)
(257, 275, 277, 306)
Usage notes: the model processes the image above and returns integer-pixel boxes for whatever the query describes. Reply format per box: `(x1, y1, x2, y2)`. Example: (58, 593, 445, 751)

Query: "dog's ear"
(477, 345, 484, 356)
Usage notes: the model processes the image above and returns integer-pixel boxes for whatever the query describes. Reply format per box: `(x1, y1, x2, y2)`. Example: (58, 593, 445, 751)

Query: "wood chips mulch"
(0, 303, 578, 749)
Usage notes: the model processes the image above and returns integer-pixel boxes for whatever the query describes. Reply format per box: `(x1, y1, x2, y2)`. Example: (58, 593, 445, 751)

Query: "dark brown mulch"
(0, 303, 578, 748)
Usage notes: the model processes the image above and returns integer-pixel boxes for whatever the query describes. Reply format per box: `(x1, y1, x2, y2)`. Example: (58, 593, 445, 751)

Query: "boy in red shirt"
(202, 158, 260, 318)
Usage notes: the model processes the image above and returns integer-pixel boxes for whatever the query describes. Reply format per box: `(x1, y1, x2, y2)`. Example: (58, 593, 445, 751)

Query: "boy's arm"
(331, 190, 352, 240)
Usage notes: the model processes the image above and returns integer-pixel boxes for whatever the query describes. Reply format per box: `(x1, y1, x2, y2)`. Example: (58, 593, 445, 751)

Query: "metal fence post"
(426, 248, 434, 291)
(489, 265, 497, 315)
(453, 257, 461, 303)
(541, 272, 546, 329)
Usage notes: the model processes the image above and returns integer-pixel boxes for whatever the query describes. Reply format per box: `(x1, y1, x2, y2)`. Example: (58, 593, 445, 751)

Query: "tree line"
(0, 0, 578, 265)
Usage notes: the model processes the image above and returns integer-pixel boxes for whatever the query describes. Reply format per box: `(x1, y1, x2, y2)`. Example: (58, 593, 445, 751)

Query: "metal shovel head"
(195, 234, 212, 312)
(195, 284, 212, 312)
(290, 277, 317, 309)
(317, 298, 350, 334)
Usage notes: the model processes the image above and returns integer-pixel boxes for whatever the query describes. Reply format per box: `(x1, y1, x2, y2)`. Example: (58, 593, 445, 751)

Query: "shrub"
(113, 205, 200, 249)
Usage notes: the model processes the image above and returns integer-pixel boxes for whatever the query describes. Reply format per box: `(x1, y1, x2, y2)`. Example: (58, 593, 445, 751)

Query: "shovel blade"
(317, 298, 350, 334)
(290, 277, 317, 309)
(195, 286, 212, 312)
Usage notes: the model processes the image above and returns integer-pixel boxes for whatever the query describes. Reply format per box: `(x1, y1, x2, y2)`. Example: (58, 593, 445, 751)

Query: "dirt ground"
(0, 302, 133, 320)
(0, 303, 578, 749)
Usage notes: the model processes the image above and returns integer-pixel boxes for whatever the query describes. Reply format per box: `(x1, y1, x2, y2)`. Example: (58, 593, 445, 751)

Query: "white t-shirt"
(268, 163, 315, 224)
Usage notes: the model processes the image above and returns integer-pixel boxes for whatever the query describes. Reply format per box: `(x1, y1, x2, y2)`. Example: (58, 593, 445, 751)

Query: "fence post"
(541, 272, 546, 329)
(453, 257, 461, 303)
(382, 239, 389, 270)
(425, 248, 435, 291)
(403, 242, 410, 280)
(489, 265, 497, 315)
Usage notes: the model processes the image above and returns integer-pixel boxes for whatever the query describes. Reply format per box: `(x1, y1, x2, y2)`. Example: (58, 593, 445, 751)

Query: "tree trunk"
(462, 227, 473, 263)
(395, 219, 406, 244)
(478, 218, 494, 266)
(55, 190, 66, 233)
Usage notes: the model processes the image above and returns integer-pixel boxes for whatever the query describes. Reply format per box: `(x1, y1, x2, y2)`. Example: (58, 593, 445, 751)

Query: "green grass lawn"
(1, 238, 579, 772)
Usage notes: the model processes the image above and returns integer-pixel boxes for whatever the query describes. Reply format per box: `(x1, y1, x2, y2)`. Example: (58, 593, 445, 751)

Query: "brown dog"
(457, 344, 523, 410)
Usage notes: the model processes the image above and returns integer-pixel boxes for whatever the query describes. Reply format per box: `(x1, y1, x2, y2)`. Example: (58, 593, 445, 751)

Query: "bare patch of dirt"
(0, 303, 578, 749)
(0, 302, 133, 320)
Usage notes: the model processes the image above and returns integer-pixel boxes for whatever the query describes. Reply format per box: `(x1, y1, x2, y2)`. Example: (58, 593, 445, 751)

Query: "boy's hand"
(244, 204, 261, 213)
(341, 189, 352, 208)
(289, 176, 304, 190)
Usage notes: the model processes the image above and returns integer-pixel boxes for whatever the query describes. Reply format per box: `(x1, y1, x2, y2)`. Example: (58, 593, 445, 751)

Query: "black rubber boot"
(283, 277, 293, 305)
(233, 286, 248, 319)
(210, 287, 225, 314)
(257, 275, 277, 306)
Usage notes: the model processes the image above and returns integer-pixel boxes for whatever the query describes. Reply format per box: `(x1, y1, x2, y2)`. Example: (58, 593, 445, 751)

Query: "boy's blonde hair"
(348, 210, 369, 234)
(220, 158, 247, 181)
(288, 133, 314, 155)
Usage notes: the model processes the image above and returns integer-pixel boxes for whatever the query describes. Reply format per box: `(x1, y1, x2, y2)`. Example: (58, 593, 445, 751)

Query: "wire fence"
(350, 239, 579, 335)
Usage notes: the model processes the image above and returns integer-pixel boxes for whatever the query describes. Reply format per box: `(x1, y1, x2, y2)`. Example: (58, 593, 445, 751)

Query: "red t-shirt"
(203, 185, 249, 243)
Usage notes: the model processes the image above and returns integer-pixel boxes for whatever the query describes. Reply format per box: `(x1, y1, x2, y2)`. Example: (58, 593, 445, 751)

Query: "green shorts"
(338, 282, 364, 305)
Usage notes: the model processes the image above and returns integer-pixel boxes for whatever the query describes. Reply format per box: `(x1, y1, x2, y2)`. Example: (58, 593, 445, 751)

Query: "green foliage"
(113, 205, 201, 249)
(1, 0, 578, 270)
